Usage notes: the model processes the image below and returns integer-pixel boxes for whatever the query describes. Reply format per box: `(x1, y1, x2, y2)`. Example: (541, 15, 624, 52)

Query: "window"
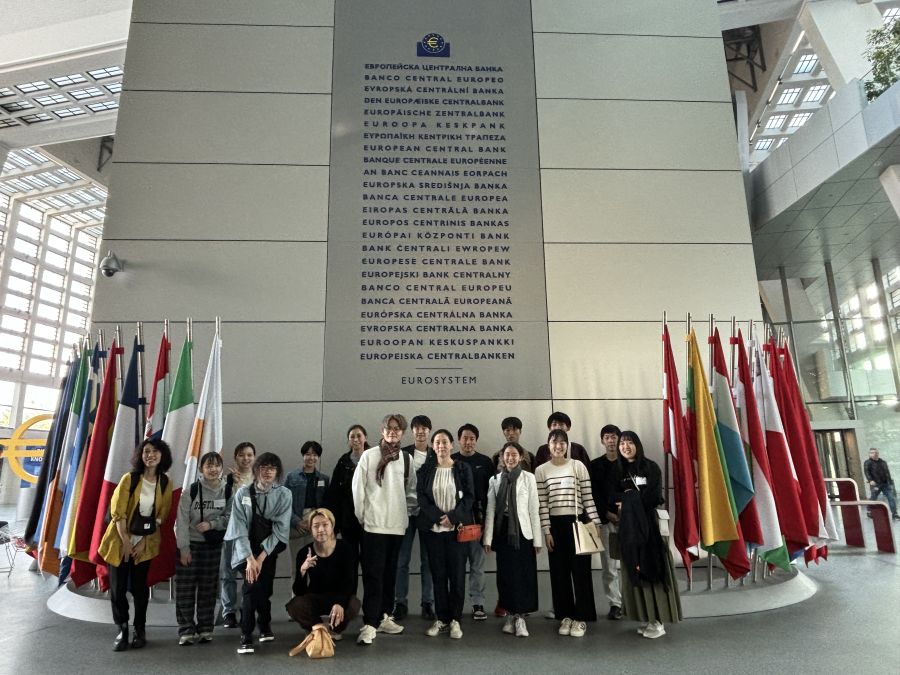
(794, 54, 818, 74)
(105, 82, 122, 95)
(884, 7, 900, 25)
(33, 94, 69, 107)
(777, 88, 801, 105)
(789, 112, 813, 127)
(87, 66, 123, 80)
(54, 107, 87, 119)
(755, 138, 774, 151)
(0, 119, 21, 129)
(1, 100, 34, 113)
(766, 114, 788, 129)
(68, 87, 103, 100)
(804, 85, 829, 103)
(51, 74, 88, 87)
(19, 113, 53, 125)
(87, 100, 119, 113)
(16, 81, 51, 94)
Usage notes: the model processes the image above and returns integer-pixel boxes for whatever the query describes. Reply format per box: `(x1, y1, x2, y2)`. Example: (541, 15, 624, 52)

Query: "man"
(284, 441, 330, 570)
(864, 447, 899, 520)
(533, 412, 591, 469)
(452, 423, 493, 621)
(589, 424, 623, 620)
(490, 416, 535, 473)
(352, 414, 417, 645)
(393, 415, 436, 621)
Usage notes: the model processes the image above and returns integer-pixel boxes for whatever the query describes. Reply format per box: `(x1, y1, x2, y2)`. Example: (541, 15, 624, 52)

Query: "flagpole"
(97, 329, 106, 383)
(114, 325, 124, 399)
(136, 322, 147, 430)
(747, 320, 760, 585)
(707, 313, 718, 591)
(662, 311, 670, 512)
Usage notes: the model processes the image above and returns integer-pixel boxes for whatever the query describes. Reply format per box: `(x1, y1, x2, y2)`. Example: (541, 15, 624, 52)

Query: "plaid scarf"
(375, 439, 401, 486)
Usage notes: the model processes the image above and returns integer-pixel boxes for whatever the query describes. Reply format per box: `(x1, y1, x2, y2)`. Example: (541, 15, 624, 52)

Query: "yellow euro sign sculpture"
(0, 414, 51, 484)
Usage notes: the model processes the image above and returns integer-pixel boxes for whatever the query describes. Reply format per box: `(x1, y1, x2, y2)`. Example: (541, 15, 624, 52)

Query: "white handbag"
(572, 471, 603, 555)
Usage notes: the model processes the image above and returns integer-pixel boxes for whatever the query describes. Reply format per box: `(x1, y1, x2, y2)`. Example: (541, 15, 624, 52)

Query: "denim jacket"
(284, 468, 330, 529)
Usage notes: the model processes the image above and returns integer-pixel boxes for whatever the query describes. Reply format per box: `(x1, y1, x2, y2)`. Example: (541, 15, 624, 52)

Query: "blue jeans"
(395, 516, 434, 607)
(462, 539, 486, 607)
(220, 539, 240, 616)
(870, 483, 898, 517)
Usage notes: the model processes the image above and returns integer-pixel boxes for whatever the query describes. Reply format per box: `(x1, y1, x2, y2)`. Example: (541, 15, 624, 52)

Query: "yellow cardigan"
(98, 472, 173, 566)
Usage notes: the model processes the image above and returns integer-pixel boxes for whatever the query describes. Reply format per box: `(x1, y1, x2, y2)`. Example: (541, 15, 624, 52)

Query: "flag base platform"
(48, 564, 816, 626)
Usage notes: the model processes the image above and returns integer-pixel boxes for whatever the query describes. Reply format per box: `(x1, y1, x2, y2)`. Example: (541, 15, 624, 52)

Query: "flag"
(734, 333, 791, 571)
(752, 341, 809, 556)
(148, 335, 194, 586)
(56, 345, 100, 559)
(145, 331, 171, 439)
(662, 326, 700, 575)
(184, 327, 223, 492)
(712, 330, 762, 544)
(25, 356, 78, 546)
(68, 341, 120, 586)
(38, 346, 89, 574)
(91, 337, 143, 589)
(686, 331, 740, 562)
(779, 341, 838, 563)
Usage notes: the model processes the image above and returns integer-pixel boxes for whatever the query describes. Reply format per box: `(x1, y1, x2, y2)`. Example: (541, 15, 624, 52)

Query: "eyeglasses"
(258, 465, 278, 473)
(385, 426, 402, 433)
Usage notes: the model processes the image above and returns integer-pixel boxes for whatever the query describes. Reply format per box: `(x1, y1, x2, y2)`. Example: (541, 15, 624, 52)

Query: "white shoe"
(179, 634, 196, 646)
(502, 616, 515, 634)
(449, 620, 463, 639)
(558, 617, 573, 636)
(377, 613, 404, 634)
(642, 621, 666, 639)
(569, 621, 586, 637)
(357, 624, 376, 645)
(637, 622, 651, 635)
(425, 620, 447, 637)
(514, 617, 529, 637)
(544, 610, 556, 620)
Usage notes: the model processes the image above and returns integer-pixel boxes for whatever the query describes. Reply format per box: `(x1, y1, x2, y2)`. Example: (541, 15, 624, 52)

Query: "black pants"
(422, 530, 465, 623)
(240, 553, 279, 635)
(548, 515, 597, 622)
(286, 593, 361, 632)
(109, 559, 151, 627)
(339, 528, 362, 596)
(360, 531, 403, 627)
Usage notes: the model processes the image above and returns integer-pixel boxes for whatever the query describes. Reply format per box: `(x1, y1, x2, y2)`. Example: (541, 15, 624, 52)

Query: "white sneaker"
(377, 613, 404, 634)
(502, 616, 515, 634)
(544, 610, 556, 620)
(425, 620, 447, 637)
(514, 617, 529, 637)
(178, 634, 196, 646)
(637, 622, 651, 635)
(357, 624, 376, 645)
(569, 621, 586, 637)
(449, 620, 463, 639)
(642, 621, 666, 639)
(558, 617, 573, 636)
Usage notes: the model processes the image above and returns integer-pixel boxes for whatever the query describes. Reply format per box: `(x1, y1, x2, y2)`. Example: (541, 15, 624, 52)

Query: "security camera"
(99, 251, 123, 278)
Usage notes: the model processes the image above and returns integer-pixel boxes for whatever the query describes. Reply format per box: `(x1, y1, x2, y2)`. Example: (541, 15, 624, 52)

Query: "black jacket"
(613, 459, 668, 588)
(589, 455, 619, 524)
(323, 451, 363, 540)
(864, 458, 893, 486)
(415, 461, 475, 533)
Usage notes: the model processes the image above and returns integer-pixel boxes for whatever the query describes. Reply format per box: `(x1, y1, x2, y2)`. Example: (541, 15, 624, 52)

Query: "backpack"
(104, 472, 170, 525)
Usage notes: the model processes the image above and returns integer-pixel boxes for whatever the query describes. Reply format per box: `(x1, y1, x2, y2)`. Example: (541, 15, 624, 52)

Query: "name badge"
(242, 496, 252, 506)
(559, 476, 575, 489)
(458, 490, 463, 499)
(213, 499, 226, 508)
(317, 480, 325, 487)
(633, 476, 648, 487)
(143, 523, 151, 531)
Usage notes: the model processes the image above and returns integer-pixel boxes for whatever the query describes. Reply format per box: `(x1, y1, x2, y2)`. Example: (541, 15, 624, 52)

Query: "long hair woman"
(484, 441, 541, 637)
(98, 438, 174, 651)
(612, 430, 682, 639)
(416, 428, 474, 639)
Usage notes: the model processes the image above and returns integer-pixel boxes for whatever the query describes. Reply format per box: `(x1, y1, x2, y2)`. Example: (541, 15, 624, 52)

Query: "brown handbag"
(289, 623, 335, 659)
(456, 523, 483, 543)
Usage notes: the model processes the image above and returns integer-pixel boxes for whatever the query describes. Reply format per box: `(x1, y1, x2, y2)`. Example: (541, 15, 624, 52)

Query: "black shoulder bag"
(129, 475, 159, 536)
(248, 484, 273, 556)
(195, 481, 227, 546)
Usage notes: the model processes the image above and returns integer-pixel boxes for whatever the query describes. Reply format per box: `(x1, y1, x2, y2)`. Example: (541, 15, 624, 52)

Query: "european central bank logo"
(417, 32, 450, 57)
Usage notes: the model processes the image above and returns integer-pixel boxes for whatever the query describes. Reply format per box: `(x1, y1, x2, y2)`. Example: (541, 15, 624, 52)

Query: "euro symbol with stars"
(0, 414, 51, 484)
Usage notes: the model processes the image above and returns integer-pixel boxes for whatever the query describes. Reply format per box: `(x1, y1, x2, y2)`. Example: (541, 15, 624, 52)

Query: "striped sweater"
(535, 459, 600, 534)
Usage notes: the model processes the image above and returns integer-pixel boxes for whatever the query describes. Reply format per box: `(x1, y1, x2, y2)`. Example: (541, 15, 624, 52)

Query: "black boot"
(113, 624, 129, 652)
(131, 625, 147, 649)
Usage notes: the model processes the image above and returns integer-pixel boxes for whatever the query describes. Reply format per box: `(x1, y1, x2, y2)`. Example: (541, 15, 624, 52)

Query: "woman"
(323, 425, 367, 562)
(416, 429, 474, 640)
(484, 442, 541, 637)
(175, 451, 232, 645)
(534, 429, 600, 638)
(285, 441, 331, 566)
(221, 441, 256, 628)
(286, 508, 361, 640)
(98, 438, 174, 651)
(225, 452, 292, 655)
(611, 430, 682, 639)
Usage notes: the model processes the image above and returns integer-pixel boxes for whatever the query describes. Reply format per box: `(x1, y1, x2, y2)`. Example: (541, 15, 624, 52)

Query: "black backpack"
(104, 471, 170, 525)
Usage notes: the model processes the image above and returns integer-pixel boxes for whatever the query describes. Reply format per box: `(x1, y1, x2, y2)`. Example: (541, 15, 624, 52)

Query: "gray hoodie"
(176, 477, 232, 553)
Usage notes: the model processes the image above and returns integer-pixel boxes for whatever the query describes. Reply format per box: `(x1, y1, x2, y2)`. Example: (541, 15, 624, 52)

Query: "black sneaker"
(222, 613, 238, 629)
(258, 627, 275, 643)
(392, 602, 408, 621)
(472, 605, 487, 621)
(237, 635, 254, 654)
(607, 606, 623, 621)
(422, 602, 436, 621)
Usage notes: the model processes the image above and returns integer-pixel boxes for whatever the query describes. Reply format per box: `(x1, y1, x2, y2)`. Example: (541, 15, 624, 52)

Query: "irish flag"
(148, 335, 194, 586)
(686, 331, 739, 557)
(734, 332, 790, 571)
(184, 327, 223, 491)
(145, 331, 171, 439)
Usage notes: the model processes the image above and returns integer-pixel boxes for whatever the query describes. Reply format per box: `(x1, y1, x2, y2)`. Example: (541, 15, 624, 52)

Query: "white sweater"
(352, 446, 417, 535)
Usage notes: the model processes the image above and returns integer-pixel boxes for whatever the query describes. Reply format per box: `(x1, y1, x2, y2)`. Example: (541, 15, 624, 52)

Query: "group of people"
(97, 411, 682, 656)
